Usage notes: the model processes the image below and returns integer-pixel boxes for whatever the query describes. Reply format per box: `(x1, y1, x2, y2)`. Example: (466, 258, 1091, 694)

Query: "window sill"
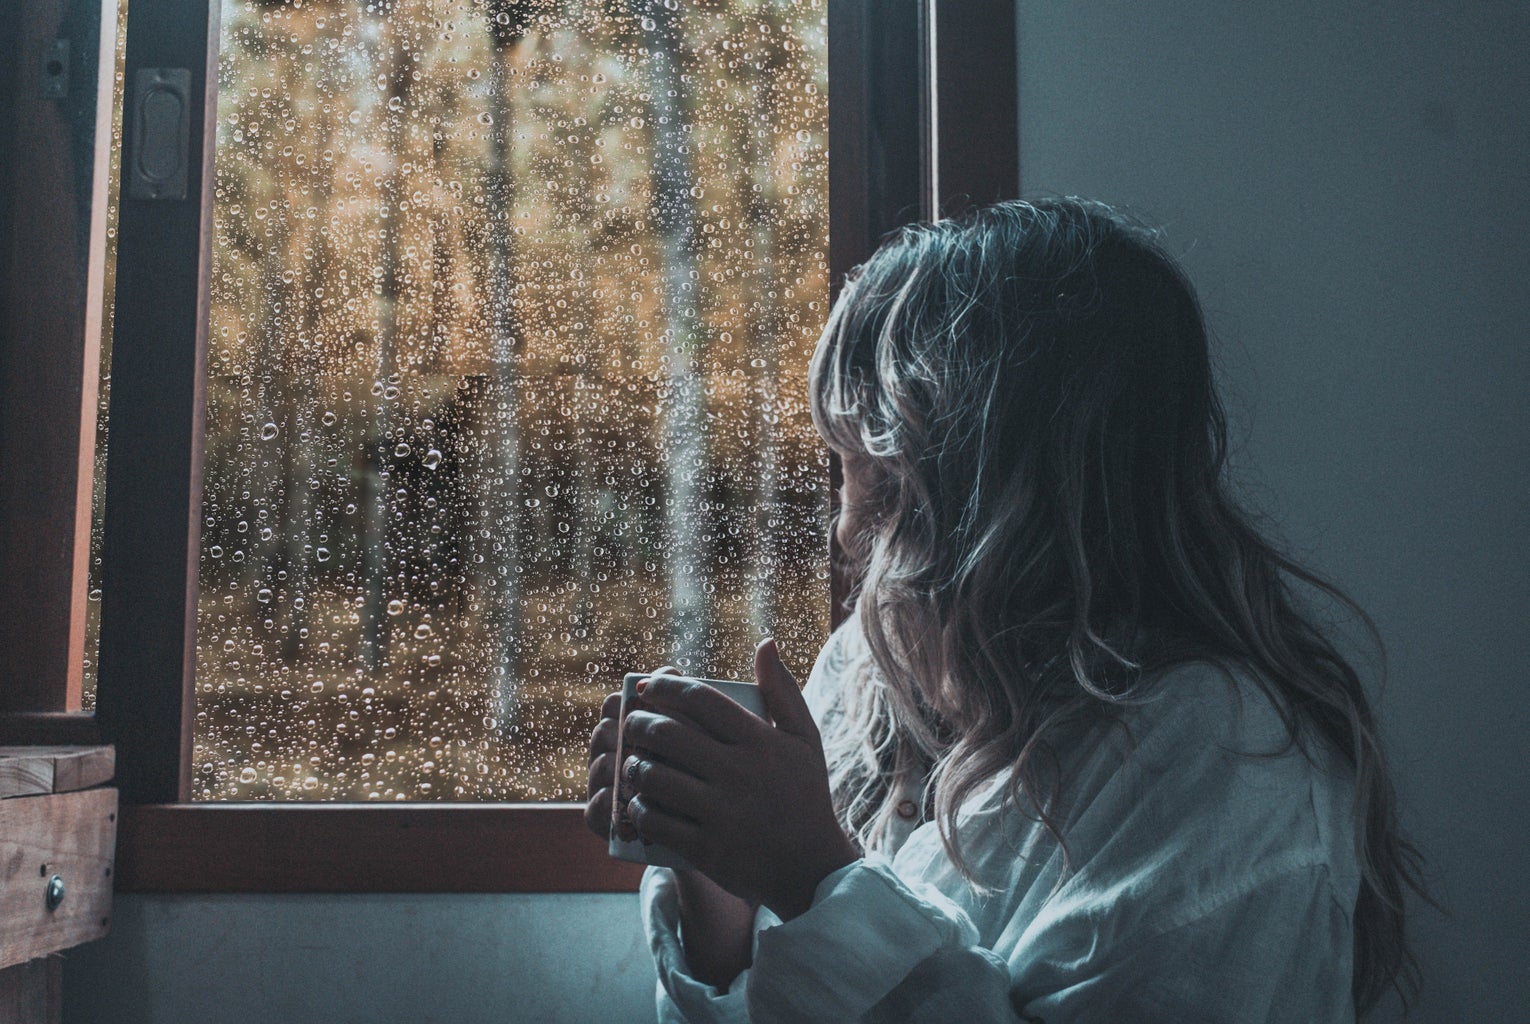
(115, 804, 646, 893)
(0, 712, 101, 746)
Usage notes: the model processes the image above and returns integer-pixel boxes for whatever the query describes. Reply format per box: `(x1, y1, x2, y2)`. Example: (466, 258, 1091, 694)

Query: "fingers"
(600, 691, 622, 721)
(589, 714, 619, 757)
(626, 794, 703, 854)
(587, 749, 616, 797)
(622, 753, 710, 821)
(584, 683, 658, 842)
(586, 691, 623, 804)
(584, 785, 613, 840)
(637, 675, 764, 746)
(588, 693, 622, 770)
(622, 708, 730, 780)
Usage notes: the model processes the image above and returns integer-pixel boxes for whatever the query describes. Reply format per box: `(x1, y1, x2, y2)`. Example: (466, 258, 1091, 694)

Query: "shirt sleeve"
(741, 857, 1354, 1024)
(642, 853, 1027, 1024)
(641, 852, 1355, 1024)
(638, 618, 866, 1023)
(744, 854, 1027, 1024)
(642, 863, 787, 1024)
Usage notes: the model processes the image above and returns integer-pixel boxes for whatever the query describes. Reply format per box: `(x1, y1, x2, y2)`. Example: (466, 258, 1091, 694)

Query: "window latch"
(127, 67, 191, 200)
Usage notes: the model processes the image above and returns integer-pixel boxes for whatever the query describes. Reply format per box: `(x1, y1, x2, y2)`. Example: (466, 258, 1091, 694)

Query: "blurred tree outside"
(159, 0, 833, 801)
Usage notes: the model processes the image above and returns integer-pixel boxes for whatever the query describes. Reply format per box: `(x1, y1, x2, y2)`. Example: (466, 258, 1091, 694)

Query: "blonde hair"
(809, 198, 1433, 1017)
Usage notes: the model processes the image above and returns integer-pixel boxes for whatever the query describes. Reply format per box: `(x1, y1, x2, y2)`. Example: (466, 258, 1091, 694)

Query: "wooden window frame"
(0, 0, 1016, 893)
(0, 0, 119, 718)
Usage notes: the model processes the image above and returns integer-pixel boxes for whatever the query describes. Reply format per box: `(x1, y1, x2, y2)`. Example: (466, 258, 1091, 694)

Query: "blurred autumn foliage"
(88, 0, 830, 801)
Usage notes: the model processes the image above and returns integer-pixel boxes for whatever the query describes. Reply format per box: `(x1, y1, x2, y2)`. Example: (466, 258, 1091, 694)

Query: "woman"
(584, 197, 1431, 1022)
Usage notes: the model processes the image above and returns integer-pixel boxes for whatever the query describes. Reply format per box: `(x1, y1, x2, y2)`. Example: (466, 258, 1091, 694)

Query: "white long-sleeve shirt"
(639, 615, 1361, 1023)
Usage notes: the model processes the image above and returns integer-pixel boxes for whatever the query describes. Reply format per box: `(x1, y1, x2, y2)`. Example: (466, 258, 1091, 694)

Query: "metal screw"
(45, 874, 65, 912)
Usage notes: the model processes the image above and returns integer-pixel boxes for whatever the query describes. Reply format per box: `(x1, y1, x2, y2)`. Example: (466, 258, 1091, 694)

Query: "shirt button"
(896, 799, 918, 820)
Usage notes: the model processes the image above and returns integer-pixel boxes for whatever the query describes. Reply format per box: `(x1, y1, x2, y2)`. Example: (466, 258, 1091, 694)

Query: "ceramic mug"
(608, 671, 766, 869)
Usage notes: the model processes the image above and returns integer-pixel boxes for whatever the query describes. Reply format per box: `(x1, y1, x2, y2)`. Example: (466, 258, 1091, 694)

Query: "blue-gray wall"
(66, 2, 1527, 1020)
(65, 893, 656, 1022)
(1014, 2, 1528, 1021)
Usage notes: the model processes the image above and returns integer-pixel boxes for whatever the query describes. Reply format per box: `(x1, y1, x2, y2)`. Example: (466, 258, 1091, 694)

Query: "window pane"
(194, 0, 829, 800)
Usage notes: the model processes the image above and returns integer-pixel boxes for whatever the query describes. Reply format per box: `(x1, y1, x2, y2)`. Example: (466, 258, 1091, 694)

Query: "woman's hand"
(620, 639, 860, 921)
(584, 689, 624, 840)
(583, 663, 686, 842)
(587, 676, 757, 988)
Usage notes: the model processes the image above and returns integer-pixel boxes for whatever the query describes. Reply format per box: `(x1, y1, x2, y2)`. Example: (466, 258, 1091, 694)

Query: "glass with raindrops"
(184, 0, 829, 800)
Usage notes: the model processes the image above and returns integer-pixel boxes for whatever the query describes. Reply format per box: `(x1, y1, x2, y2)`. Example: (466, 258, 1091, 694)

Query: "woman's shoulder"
(801, 609, 870, 723)
(1117, 656, 1343, 774)
(1059, 656, 1361, 893)
(1124, 657, 1302, 747)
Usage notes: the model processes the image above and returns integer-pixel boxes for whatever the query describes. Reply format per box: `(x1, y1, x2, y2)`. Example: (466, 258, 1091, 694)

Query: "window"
(185, 0, 833, 804)
(0, 0, 1015, 892)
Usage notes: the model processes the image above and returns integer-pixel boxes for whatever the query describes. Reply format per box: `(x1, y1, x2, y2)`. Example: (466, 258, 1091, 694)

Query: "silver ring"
(624, 757, 643, 785)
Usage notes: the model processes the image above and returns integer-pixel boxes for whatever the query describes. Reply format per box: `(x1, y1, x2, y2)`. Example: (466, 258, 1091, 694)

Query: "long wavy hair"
(808, 197, 1434, 1017)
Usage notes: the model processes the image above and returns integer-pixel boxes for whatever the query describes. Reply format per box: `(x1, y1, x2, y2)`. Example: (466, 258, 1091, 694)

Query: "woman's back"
(801, 612, 1361, 1020)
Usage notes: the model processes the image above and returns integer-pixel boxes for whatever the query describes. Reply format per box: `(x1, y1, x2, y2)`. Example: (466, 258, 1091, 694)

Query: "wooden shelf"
(0, 745, 117, 1024)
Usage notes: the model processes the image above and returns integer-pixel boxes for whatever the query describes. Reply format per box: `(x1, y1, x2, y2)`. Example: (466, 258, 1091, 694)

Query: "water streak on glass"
(193, 0, 830, 800)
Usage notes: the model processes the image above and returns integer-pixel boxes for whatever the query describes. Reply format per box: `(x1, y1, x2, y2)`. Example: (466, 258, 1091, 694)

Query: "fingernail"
(636, 678, 647, 695)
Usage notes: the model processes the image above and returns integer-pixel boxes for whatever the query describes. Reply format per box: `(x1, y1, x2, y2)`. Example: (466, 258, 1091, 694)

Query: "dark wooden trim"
(934, 0, 1020, 214)
(825, 0, 859, 629)
(115, 804, 648, 893)
(819, 0, 1020, 629)
(93, 0, 219, 804)
(0, 713, 100, 747)
(826, 0, 928, 629)
(826, 0, 928, 282)
(0, 0, 118, 714)
(826, 0, 868, 296)
(0, 957, 63, 1022)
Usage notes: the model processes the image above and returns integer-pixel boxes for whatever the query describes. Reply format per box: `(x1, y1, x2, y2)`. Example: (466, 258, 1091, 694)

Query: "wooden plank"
(44, 746, 114, 793)
(0, 957, 62, 1024)
(0, 746, 114, 798)
(115, 804, 646, 893)
(826, 0, 927, 283)
(93, 0, 220, 804)
(827, 0, 870, 292)
(0, 757, 52, 800)
(0, 788, 116, 970)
